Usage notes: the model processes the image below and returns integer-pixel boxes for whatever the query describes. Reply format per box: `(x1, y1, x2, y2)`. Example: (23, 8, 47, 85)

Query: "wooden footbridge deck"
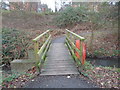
(41, 37, 79, 75)
(32, 29, 86, 76)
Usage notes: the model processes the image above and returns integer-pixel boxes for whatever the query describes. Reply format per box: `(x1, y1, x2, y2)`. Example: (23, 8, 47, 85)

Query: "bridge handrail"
(65, 29, 86, 65)
(66, 29, 85, 40)
(37, 35, 51, 57)
(33, 30, 50, 41)
(32, 30, 51, 71)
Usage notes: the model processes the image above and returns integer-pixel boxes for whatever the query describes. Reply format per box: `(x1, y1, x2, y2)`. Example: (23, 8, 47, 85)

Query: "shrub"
(55, 6, 88, 28)
(2, 28, 32, 65)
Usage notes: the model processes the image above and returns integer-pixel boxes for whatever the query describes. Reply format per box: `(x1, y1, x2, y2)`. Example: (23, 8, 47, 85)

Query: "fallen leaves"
(2, 66, 38, 88)
(82, 66, 120, 88)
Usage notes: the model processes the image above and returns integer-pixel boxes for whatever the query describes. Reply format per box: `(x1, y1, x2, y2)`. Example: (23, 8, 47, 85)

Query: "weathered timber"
(40, 37, 79, 75)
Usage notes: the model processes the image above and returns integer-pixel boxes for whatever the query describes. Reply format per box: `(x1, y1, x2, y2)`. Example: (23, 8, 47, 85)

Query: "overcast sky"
(41, 0, 55, 12)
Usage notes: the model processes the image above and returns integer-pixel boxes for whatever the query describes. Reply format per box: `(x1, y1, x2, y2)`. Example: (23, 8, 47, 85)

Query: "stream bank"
(87, 58, 119, 68)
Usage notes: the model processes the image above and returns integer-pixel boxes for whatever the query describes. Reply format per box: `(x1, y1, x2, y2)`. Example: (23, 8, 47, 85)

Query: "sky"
(41, 0, 55, 12)
(40, 0, 119, 12)
(41, 0, 72, 12)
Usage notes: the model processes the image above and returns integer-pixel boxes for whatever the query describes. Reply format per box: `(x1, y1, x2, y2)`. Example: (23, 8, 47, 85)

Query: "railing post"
(71, 35, 74, 43)
(34, 41, 39, 61)
(66, 31, 69, 38)
(80, 40, 83, 64)
(48, 30, 50, 36)
(45, 33, 49, 39)
(80, 40, 85, 65)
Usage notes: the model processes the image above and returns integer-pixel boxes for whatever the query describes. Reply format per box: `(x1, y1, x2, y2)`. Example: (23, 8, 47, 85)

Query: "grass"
(2, 70, 33, 87)
(116, 68, 120, 73)
(84, 61, 94, 70)
(92, 48, 120, 57)
(2, 66, 38, 88)
(1, 9, 11, 13)
(2, 71, 26, 82)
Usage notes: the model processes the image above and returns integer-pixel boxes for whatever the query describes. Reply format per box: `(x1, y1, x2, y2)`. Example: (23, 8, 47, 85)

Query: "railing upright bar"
(80, 40, 83, 62)
(34, 41, 39, 61)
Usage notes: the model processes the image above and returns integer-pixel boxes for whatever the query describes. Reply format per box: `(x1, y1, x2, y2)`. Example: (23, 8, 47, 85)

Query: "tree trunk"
(89, 26, 94, 54)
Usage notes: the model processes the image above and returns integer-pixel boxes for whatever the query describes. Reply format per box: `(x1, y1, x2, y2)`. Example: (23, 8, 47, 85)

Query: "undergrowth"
(2, 28, 32, 65)
(55, 6, 88, 28)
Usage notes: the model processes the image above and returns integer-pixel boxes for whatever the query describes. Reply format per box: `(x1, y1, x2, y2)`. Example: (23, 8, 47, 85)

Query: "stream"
(87, 58, 119, 68)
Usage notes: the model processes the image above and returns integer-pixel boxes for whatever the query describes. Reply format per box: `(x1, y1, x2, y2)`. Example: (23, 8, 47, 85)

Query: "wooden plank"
(44, 59, 74, 63)
(41, 68, 78, 72)
(45, 56, 73, 60)
(43, 63, 76, 67)
(42, 65, 77, 69)
(40, 71, 79, 76)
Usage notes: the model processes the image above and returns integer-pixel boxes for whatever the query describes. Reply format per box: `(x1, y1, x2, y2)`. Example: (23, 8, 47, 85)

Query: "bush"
(55, 6, 88, 28)
(2, 28, 32, 65)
